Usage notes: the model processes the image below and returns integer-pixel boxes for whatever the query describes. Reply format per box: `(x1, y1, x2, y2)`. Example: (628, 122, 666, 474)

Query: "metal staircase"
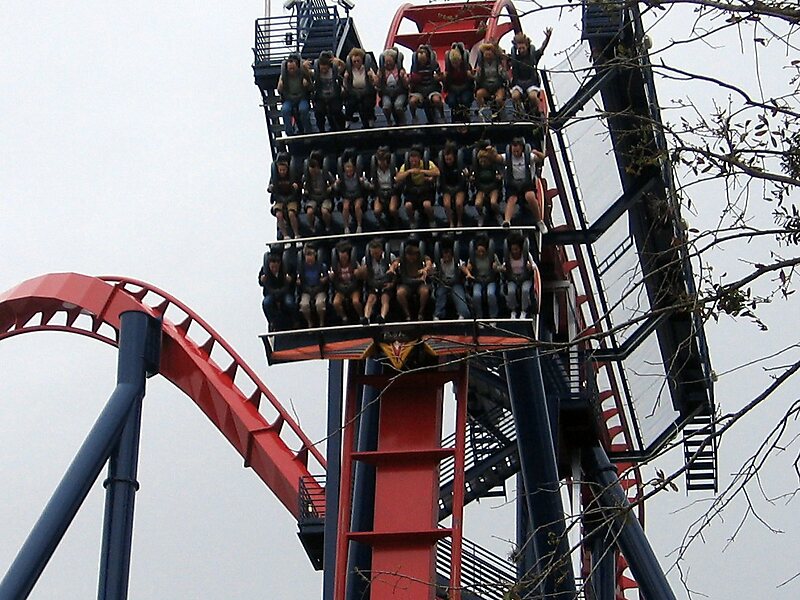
(436, 537, 517, 600)
(682, 413, 719, 492)
(439, 406, 518, 520)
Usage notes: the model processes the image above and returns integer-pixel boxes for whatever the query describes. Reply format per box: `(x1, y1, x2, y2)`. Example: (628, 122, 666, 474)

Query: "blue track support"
(323, 360, 345, 600)
(583, 446, 677, 600)
(587, 523, 616, 600)
(515, 474, 539, 599)
(345, 359, 381, 600)
(0, 311, 159, 600)
(97, 393, 144, 600)
(504, 347, 576, 599)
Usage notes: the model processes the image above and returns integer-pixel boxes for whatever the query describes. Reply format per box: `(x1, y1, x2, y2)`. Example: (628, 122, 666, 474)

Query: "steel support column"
(323, 360, 345, 600)
(505, 347, 576, 599)
(514, 474, 537, 593)
(0, 310, 159, 600)
(97, 394, 144, 600)
(583, 446, 676, 600)
(586, 523, 616, 600)
(346, 359, 382, 600)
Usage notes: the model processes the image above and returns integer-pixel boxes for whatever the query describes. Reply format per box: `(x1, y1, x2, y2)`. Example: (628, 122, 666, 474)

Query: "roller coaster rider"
(378, 47, 408, 126)
(330, 240, 363, 324)
(442, 43, 474, 123)
(408, 44, 444, 124)
(311, 51, 346, 132)
(302, 151, 335, 233)
(259, 251, 296, 331)
(298, 244, 328, 328)
(474, 41, 509, 122)
(395, 146, 440, 228)
(360, 239, 395, 325)
(502, 233, 537, 319)
(268, 153, 300, 239)
(343, 47, 378, 129)
(393, 238, 433, 321)
(433, 239, 470, 320)
(371, 146, 399, 226)
(278, 54, 313, 136)
(503, 137, 546, 231)
(438, 141, 469, 228)
(509, 28, 552, 118)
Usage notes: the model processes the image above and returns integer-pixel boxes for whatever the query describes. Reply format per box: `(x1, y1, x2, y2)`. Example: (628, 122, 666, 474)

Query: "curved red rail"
(385, 0, 521, 61)
(0, 273, 324, 518)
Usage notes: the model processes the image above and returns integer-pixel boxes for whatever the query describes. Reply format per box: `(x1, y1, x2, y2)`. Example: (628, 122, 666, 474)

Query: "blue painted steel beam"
(505, 347, 576, 599)
(0, 311, 159, 600)
(345, 359, 381, 600)
(515, 473, 538, 597)
(322, 359, 345, 600)
(97, 396, 144, 600)
(586, 522, 616, 600)
(583, 445, 677, 600)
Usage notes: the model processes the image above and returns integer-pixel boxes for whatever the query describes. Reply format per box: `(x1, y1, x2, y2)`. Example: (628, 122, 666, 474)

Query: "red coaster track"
(0, 272, 324, 519)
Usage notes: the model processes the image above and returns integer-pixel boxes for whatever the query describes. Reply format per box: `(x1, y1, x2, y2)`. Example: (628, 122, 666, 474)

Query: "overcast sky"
(1, 1, 798, 598)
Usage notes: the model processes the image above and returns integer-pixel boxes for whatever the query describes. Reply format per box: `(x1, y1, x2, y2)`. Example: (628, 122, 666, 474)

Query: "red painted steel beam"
(0, 273, 323, 519)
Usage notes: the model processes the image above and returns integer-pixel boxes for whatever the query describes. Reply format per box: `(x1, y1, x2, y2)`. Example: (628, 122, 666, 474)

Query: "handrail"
(437, 536, 516, 600)
(440, 405, 516, 487)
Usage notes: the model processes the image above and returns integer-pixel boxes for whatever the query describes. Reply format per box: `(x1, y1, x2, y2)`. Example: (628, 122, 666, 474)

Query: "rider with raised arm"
(509, 29, 552, 118)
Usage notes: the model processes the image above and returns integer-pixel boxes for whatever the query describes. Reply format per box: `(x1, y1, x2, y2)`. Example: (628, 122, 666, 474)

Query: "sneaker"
(374, 315, 385, 324)
(360, 316, 369, 325)
(537, 220, 548, 234)
(344, 226, 351, 234)
(356, 225, 363, 234)
(510, 311, 518, 319)
(433, 316, 440, 321)
(502, 220, 511, 228)
(457, 315, 465, 320)
(520, 311, 528, 319)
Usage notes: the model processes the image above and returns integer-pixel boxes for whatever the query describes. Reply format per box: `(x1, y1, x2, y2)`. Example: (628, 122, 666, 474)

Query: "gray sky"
(1, 1, 798, 598)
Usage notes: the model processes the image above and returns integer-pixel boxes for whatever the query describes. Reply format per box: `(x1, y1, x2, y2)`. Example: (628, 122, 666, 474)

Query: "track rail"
(0, 272, 324, 519)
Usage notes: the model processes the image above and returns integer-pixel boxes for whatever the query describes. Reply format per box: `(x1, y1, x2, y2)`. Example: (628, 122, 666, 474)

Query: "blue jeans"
(446, 88, 473, 112)
(471, 281, 498, 318)
(506, 280, 532, 312)
(281, 98, 311, 135)
(435, 283, 470, 319)
(262, 292, 296, 330)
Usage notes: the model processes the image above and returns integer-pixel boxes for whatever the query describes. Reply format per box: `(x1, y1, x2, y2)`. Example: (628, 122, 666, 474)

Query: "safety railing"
(254, 15, 301, 67)
(298, 474, 326, 523)
(253, 3, 344, 68)
(439, 405, 516, 490)
(436, 536, 517, 600)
